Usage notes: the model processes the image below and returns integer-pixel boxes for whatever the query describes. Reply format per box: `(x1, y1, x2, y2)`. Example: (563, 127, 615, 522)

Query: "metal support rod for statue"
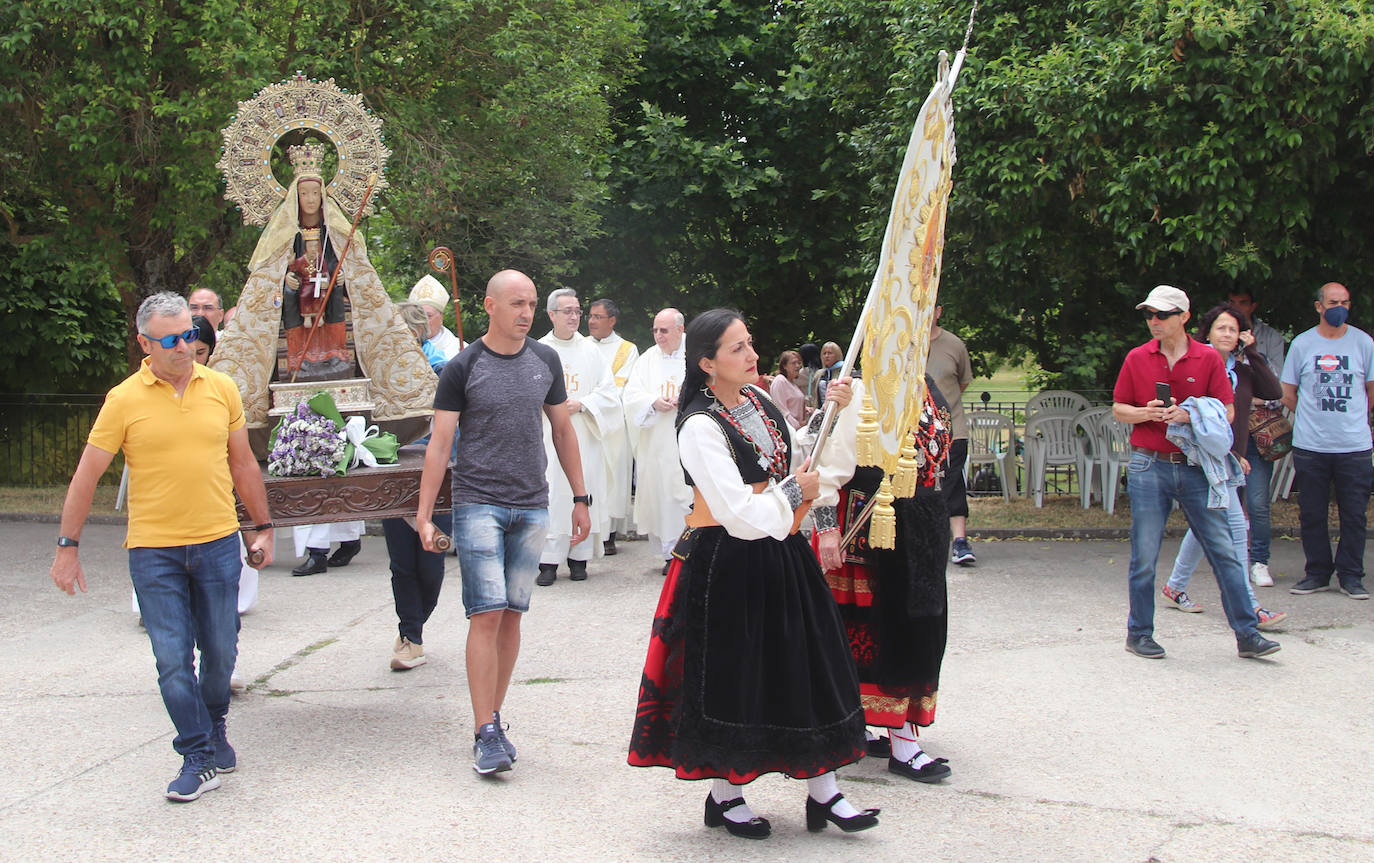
(428, 246, 464, 345)
(290, 172, 380, 383)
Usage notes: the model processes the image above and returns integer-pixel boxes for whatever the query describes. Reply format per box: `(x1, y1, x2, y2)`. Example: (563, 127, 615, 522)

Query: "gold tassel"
(856, 390, 880, 466)
(891, 433, 923, 498)
(869, 477, 897, 550)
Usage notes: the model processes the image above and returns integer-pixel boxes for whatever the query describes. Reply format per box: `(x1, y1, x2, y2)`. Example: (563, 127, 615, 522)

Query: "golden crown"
(299, 226, 322, 243)
(287, 143, 325, 182)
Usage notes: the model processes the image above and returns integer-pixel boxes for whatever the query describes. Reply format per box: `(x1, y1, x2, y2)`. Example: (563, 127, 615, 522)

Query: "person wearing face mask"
(1281, 282, 1374, 601)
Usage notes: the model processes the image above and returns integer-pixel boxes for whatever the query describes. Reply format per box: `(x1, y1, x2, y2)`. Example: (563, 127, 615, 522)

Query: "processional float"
(210, 73, 450, 526)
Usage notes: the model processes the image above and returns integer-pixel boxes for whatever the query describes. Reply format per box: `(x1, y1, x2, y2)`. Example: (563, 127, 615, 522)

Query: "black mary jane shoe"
(704, 793, 771, 840)
(888, 753, 952, 784)
(866, 735, 891, 758)
(327, 540, 361, 567)
(805, 793, 880, 833)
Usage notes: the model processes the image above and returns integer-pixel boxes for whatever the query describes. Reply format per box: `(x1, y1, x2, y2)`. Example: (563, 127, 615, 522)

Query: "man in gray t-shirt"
(1280, 281, 1374, 601)
(416, 269, 591, 775)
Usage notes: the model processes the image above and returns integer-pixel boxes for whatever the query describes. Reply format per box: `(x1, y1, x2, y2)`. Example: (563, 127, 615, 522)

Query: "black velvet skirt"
(628, 527, 866, 782)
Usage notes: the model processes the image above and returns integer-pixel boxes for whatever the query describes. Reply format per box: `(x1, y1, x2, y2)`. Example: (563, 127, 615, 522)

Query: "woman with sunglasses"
(1161, 303, 1287, 629)
(629, 309, 877, 840)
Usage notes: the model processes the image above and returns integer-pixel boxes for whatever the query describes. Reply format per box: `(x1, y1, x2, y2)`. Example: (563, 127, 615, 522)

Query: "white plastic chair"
(1073, 406, 1112, 508)
(965, 411, 1016, 502)
(1024, 411, 1083, 507)
(1100, 417, 1134, 515)
(1025, 390, 1091, 419)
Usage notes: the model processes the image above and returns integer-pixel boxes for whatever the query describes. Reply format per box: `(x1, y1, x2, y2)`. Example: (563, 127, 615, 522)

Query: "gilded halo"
(217, 72, 390, 226)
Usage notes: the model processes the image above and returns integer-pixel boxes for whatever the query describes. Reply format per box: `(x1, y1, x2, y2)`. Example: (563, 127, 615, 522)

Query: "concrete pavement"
(2, 521, 1371, 862)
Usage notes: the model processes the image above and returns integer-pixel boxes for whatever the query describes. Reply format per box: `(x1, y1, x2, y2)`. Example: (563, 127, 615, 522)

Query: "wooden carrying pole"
(290, 172, 380, 383)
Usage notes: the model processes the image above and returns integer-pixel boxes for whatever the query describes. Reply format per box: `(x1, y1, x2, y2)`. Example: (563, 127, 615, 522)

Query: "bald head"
(486, 269, 535, 299)
(653, 308, 685, 353)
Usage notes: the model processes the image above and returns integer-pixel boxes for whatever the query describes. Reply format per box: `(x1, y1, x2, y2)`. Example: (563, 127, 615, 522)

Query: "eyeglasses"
(653, 327, 676, 334)
(141, 328, 201, 349)
(555, 308, 582, 317)
(1141, 309, 1184, 322)
(188, 303, 220, 312)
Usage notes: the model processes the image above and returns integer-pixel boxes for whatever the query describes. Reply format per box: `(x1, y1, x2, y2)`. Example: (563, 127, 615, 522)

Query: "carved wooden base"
(237, 446, 449, 528)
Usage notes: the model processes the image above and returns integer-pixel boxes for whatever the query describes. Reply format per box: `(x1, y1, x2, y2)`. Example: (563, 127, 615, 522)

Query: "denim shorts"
(452, 503, 549, 616)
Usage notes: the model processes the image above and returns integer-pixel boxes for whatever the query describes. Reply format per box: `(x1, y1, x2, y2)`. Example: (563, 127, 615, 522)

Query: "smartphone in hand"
(1155, 382, 1173, 406)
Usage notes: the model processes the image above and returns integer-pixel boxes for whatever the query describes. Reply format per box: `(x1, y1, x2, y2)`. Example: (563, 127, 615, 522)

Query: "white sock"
(806, 773, 861, 818)
(711, 779, 757, 823)
(865, 728, 882, 743)
(891, 722, 936, 768)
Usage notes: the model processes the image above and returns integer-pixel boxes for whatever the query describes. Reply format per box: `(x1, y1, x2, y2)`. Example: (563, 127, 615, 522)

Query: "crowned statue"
(212, 75, 435, 453)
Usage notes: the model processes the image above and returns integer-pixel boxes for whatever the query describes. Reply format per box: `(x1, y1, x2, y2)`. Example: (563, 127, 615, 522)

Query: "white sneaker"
(1250, 562, 1274, 587)
(229, 672, 246, 694)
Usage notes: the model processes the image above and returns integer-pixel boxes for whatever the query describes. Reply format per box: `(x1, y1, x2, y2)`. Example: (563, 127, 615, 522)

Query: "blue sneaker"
(493, 711, 517, 763)
(212, 720, 236, 773)
(473, 721, 512, 775)
(165, 758, 220, 802)
(951, 537, 976, 566)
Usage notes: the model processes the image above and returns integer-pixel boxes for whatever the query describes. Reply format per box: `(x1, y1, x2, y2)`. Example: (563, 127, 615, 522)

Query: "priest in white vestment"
(537, 288, 621, 585)
(622, 308, 692, 574)
(588, 298, 640, 554)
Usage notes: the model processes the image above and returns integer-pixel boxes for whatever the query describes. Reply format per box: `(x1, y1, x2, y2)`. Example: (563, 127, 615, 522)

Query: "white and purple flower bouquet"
(266, 401, 346, 477)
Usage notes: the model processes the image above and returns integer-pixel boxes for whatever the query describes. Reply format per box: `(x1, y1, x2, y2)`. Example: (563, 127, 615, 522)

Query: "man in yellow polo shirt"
(49, 292, 274, 802)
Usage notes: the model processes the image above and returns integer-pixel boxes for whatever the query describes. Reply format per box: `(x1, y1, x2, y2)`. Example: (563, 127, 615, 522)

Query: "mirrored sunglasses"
(141, 328, 201, 349)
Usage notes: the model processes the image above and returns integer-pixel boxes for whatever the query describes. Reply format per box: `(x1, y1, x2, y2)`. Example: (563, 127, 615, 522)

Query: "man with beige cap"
(409, 274, 464, 362)
(1111, 285, 1278, 661)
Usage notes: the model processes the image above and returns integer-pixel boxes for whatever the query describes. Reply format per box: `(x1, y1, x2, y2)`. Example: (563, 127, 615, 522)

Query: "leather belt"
(1132, 445, 1188, 464)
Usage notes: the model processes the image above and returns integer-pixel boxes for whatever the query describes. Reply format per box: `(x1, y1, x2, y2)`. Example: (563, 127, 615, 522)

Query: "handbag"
(1248, 405, 1293, 461)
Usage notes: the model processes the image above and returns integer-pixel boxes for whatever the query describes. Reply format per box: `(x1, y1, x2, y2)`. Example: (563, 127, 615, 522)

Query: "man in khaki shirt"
(927, 304, 975, 564)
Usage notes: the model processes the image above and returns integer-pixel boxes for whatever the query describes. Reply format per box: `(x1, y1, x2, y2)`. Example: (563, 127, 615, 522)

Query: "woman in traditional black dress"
(628, 309, 877, 840)
(812, 375, 955, 783)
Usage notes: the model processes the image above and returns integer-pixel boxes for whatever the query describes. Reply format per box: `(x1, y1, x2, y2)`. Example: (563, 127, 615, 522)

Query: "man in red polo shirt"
(1111, 285, 1279, 660)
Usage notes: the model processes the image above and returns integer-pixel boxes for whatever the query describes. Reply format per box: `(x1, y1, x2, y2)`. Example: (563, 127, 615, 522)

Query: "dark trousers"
(1292, 447, 1373, 581)
(382, 518, 447, 644)
(942, 438, 969, 519)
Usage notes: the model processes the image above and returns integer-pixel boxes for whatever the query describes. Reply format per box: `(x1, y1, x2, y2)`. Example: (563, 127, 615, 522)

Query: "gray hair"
(658, 308, 684, 328)
(136, 292, 189, 332)
(396, 302, 430, 345)
(591, 298, 620, 319)
(547, 287, 578, 313)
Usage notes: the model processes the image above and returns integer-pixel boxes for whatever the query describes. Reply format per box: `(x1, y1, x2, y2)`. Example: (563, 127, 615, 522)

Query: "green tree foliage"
(797, 0, 1374, 387)
(575, 0, 869, 356)
(0, 0, 637, 392)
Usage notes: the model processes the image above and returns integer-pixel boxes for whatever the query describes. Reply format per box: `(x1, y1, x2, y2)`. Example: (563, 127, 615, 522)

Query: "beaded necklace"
(710, 386, 789, 481)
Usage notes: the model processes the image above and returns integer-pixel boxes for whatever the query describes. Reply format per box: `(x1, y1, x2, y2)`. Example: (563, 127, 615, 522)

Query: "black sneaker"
(1289, 575, 1332, 595)
(493, 710, 517, 763)
(1237, 632, 1281, 658)
(1339, 577, 1370, 600)
(1125, 634, 1165, 659)
(165, 758, 219, 802)
(535, 563, 557, 586)
(951, 537, 976, 566)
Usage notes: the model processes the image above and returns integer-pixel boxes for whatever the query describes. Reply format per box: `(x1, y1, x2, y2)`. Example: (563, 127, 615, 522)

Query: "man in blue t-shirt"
(415, 269, 591, 775)
(1281, 281, 1374, 601)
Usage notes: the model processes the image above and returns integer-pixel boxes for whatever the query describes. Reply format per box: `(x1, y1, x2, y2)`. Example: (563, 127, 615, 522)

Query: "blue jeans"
(1243, 435, 1274, 565)
(452, 504, 549, 616)
(128, 532, 241, 761)
(1126, 453, 1258, 639)
(1166, 485, 1259, 609)
(1292, 447, 1373, 582)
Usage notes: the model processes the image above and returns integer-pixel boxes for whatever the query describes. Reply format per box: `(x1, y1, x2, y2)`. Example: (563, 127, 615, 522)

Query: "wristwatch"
(572, 494, 593, 506)
(57, 536, 79, 548)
